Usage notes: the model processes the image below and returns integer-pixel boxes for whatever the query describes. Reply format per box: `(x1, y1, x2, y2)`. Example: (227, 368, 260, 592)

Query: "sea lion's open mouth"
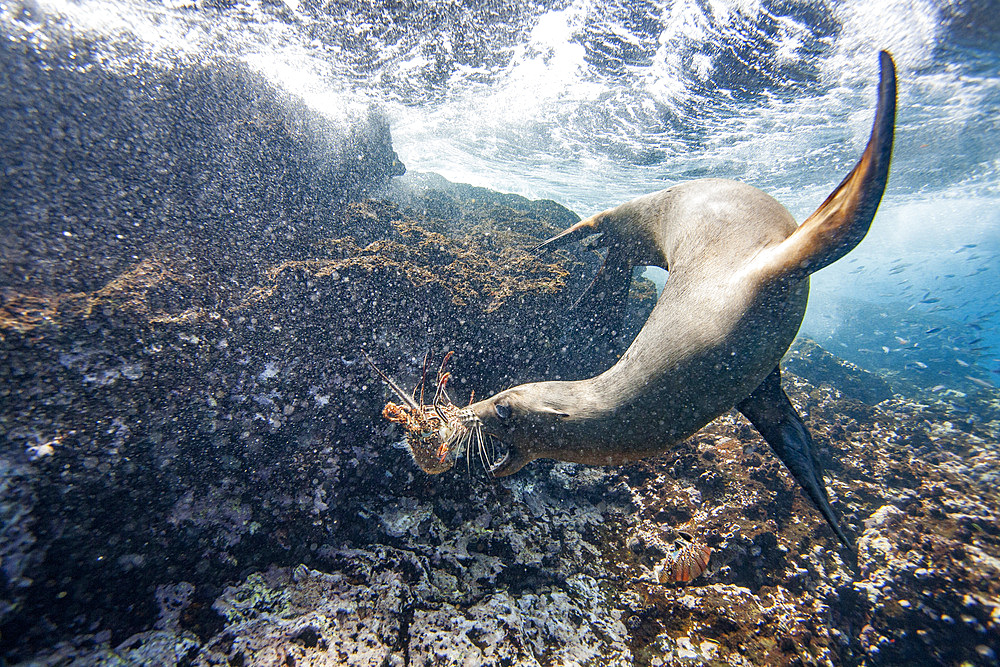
(484, 442, 532, 477)
(486, 446, 512, 477)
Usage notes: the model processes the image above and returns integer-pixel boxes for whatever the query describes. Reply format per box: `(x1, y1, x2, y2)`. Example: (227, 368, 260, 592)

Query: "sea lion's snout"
(471, 389, 519, 431)
(469, 390, 544, 477)
(471, 397, 516, 467)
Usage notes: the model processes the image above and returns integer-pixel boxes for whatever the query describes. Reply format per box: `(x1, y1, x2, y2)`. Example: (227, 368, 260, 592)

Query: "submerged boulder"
(784, 337, 895, 406)
(1, 10, 403, 295)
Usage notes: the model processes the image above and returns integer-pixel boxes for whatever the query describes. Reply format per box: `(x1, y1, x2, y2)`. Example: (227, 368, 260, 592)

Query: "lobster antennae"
(434, 372, 452, 407)
(433, 351, 455, 407)
(417, 350, 430, 405)
(362, 351, 420, 412)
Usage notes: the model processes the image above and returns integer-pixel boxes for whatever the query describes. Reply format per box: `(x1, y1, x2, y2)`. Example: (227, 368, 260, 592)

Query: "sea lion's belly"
(537, 273, 809, 465)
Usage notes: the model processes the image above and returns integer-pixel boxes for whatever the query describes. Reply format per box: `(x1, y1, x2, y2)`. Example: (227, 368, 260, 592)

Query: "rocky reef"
(4, 168, 999, 664)
(0, 179, 643, 657)
(1, 9, 403, 297)
(6, 266, 1000, 667)
(3, 10, 1000, 666)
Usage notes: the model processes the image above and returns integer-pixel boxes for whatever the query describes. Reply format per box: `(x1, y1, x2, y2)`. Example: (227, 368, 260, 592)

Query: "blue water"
(7, 0, 1000, 380)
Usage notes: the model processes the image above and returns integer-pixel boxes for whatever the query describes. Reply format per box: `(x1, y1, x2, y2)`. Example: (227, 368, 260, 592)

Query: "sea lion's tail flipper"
(764, 51, 896, 281)
(737, 367, 853, 548)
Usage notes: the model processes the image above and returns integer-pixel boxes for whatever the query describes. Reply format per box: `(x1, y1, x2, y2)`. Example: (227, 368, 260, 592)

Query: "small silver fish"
(966, 376, 996, 390)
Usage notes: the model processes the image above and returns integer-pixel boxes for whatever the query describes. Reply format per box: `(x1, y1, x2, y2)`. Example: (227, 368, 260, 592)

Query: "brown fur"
(469, 52, 896, 480)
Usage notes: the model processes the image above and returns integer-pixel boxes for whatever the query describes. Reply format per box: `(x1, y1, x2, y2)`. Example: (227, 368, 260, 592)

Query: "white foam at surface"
(4, 0, 997, 226)
(5, 0, 999, 361)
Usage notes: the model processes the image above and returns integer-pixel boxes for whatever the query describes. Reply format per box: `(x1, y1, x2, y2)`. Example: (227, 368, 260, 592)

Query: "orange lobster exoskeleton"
(365, 351, 485, 474)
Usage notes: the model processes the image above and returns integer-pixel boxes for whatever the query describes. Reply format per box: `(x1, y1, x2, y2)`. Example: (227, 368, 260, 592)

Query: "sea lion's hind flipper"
(737, 367, 853, 548)
(763, 50, 896, 281)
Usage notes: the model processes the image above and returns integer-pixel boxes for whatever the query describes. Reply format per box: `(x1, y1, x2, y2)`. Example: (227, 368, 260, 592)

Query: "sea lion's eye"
(495, 403, 511, 420)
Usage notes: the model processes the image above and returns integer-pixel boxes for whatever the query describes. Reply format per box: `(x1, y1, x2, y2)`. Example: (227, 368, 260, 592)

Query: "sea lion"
(466, 51, 897, 546)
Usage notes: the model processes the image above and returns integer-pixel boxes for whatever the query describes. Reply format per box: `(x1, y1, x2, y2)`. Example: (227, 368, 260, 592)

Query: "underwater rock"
(784, 338, 895, 405)
(0, 459, 40, 623)
(389, 171, 581, 236)
(1, 13, 403, 296)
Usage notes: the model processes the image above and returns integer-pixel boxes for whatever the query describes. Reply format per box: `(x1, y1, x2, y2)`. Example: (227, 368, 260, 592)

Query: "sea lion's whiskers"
(478, 427, 495, 477)
(464, 427, 473, 478)
(476, 425, 490, 472)
(371, 52, 895, 552)
(457, 422, 476, 478)
(460, 52, 896, 549)
(479, 428, 487, 467)
(487, 428, 497, 469)
(453, 415, 496, 477)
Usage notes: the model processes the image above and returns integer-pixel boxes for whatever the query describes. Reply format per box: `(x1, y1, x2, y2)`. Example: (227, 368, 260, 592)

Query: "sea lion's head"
(470, 382, 572, 477)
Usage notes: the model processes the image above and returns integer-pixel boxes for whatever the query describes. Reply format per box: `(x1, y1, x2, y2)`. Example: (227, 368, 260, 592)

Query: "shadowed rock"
(784, 337, 895, 405)
(1, 13, 403, 295)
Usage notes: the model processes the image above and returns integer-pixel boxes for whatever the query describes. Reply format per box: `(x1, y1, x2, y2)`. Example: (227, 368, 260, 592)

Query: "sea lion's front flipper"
(536, 209, 634, 335)
(737, 367, 852, 548)
(571, 243, 632, 316)
(534, 209, 612, 252)
(763, 51, 896, 281)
